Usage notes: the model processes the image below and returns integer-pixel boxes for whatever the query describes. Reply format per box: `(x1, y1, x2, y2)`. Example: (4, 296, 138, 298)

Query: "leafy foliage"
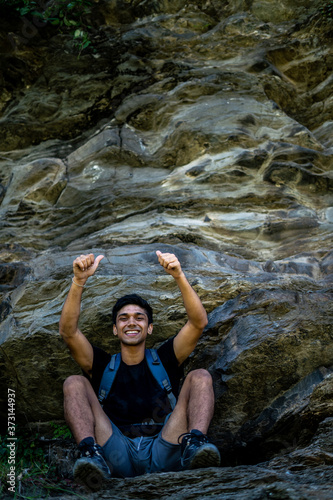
(0, 426, 79, 498)
(0, 430, 49, 496)
(320, 0, 333, 19)
(0, 0, 93, 56)
(0, 0, 23, 5)
(49, 420, 73, 439)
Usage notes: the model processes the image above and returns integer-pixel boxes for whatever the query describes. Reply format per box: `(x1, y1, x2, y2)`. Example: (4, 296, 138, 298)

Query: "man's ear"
(113, 324, 118, 336)
(148, 324, 153, 335)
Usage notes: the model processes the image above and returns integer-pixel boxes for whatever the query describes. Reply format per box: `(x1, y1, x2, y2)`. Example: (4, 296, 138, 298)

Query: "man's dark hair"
(112, 294, 153, 325)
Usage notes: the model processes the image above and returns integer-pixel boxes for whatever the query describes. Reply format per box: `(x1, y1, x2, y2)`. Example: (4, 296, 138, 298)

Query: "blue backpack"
(98, 348, 177, 411)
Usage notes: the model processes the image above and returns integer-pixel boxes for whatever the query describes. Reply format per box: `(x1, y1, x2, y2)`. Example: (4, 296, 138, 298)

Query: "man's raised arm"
(59, 253, 104, 375)
(156, 250, 208, 365)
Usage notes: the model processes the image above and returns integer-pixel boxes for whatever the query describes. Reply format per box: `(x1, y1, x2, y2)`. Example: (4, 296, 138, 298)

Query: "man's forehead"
(116, 304, 148, 316)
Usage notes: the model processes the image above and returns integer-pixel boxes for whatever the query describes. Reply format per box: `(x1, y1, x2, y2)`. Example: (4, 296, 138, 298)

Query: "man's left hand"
(156, 251, 183, 278)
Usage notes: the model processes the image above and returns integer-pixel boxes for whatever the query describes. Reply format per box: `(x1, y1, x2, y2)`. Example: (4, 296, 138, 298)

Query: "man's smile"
(124, 330, 140, 336)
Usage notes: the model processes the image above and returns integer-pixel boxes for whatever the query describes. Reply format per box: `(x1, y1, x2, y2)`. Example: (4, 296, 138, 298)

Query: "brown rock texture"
(0, 0, 332, 497)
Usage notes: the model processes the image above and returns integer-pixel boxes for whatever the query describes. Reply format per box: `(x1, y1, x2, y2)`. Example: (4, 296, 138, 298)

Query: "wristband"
(72, 278, 86, 288)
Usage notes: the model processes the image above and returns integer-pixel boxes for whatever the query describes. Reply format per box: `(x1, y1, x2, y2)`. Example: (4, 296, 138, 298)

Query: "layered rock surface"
(0, 0, 332, 497)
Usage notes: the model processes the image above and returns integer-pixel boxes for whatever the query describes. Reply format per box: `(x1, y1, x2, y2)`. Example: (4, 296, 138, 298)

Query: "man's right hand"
(73, 253, 104, 285)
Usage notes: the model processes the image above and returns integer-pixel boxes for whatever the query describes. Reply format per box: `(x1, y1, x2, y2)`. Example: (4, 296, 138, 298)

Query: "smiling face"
(113, 304, 153, 346)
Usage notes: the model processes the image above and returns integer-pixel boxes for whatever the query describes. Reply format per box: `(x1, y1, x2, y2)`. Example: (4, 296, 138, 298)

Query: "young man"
(59, 251, 220, 490)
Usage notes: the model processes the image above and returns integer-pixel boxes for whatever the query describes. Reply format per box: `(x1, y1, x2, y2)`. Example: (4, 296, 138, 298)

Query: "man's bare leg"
(63, 375, 113, 490)
(161, 369, 220, 469)
(162, 369, 215, 443)
(63, 375, 112, 446)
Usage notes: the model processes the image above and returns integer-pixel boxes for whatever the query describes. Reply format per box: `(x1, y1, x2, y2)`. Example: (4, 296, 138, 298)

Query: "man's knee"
(186, 368, 212, 386)
(63, 375, 88, 394)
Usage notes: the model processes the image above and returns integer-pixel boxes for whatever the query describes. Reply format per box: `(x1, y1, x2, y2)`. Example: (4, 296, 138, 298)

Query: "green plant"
(0, 0, 24, 6)
(1, 432, 46, 469)
(0, 0, 94, 56)
(49, 421, 73, 440)
(73, 28, 92, 57)
(0, 429, 82, 498)
(37, 0, 93, 28)
(16, 0, 39, 16)
(0, 430, 49, 497)
(320, 0, 333, 19)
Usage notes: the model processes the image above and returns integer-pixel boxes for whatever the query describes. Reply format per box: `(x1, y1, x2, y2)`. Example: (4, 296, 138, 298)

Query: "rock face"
(0, 0, 332, 496)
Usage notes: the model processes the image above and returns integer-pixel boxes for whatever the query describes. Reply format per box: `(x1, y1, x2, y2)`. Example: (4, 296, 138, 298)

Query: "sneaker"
(73, 437, 111, 491)
(179, 429, 221, 469)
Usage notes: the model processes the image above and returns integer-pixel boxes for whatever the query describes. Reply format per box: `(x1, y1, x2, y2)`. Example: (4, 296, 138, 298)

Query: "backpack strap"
(98, 352, 121, 407)
(97, 349, 177, 411)
(145, 348, 177, 410)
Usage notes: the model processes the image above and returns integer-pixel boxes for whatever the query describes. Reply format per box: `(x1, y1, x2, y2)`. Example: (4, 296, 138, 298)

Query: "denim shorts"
(102, 417, 182, 478)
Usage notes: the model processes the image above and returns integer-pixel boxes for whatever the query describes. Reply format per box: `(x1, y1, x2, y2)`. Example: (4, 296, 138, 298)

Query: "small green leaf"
(32, 11, 45, 19)
(19, 6, 31, 15)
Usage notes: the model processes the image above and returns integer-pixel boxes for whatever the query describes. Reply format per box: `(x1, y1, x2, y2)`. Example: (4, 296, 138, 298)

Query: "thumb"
(93, 254, 104, 270)
(156, 250, 162, 257)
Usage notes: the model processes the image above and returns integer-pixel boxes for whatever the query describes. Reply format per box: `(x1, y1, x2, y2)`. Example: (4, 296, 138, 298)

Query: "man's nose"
(127, 316, 137, 326)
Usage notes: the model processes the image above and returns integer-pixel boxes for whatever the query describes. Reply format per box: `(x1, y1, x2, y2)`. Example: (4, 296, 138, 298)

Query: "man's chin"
(121, 336, 145, 345)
